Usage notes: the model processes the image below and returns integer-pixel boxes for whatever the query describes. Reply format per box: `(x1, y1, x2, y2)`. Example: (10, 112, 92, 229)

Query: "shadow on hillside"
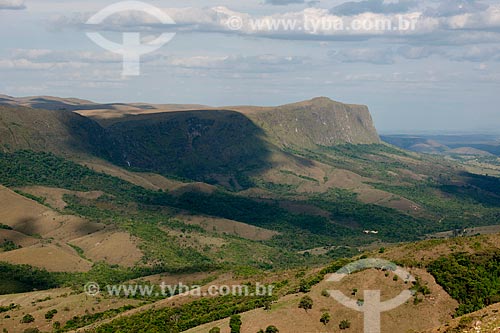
(1, 104, 311, 188)
(102, 110, 280, 187)
(440, 172, 500, 207)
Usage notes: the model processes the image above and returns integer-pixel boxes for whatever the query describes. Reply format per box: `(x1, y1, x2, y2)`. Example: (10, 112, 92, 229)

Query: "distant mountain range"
(382, 134, 500, 157)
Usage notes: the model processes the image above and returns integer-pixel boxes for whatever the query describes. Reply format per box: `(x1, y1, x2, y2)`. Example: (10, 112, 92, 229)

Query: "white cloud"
(331, 0, 417, 16)
(0, 0, 25, 10)
(331, 48, 396, 64)
(0, 59, 88, 70)
(11, 49, 122, 63)
(449, 45, 500, 62)
(264, 0, 306, 5)
(51, 5, 500, 43)
(163, 54, 309, 71)
(425, 0, 489, 17)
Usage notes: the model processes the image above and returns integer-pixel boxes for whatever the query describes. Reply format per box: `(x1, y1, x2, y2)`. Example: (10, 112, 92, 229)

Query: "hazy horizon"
(1, 0, 500, 132)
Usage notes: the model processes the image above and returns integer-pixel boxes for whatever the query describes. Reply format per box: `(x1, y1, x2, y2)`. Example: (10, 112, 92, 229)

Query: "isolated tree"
(229, 315, 242, 333)
(21, 314, 35, 324)
(298, 296, 313, 312)
(209, 327, 221, 333)
(265, 325, 279, 333)
(339, 319, 351, 329)
(45, 309, 57, 320)
(320, 312, 331, 325)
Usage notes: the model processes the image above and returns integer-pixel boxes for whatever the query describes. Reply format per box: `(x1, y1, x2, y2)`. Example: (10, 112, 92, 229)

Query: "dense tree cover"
(0, 262, 62, 294)
(463, 172, 500, 197)
(0, 150, 349, 250)
(428, 251, 500, 316)
(0, 150, 145, 199)
(0, 240, 20, 252)
(284, 144, 412, 181)
(0, 260, 187, 296)
(59, 305, 135, 332)
(0, 150, 452, 252)
(372, 180, 500, 232)
(91, 295, 273, 333)
(168, 190, 356, 250)
(309, 189, 432, 242)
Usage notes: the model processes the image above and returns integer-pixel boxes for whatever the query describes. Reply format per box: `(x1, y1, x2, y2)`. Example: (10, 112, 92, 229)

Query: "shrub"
(0, 240, 20, 252)
(265, 326, 279, 333)
(320, 312, 331, 325)
(298, 296, 313, 312)
(0, 303, 18, 313)
(298, 279, 311, 293)
(230, 315, 242, 333)
(45, 309, 57, 320)
(21, 314, 35, 323)
(339, 319, 351, 329)
(209, 327, 221, 333)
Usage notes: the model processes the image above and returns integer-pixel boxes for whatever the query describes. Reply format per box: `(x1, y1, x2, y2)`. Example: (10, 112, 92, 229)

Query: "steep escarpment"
(0, 96, 380, 183)
(246, 97, 380, 148)
(103, 110, 271, 181)
(0, 105, 112, 158)
(99, 97, 380, 181)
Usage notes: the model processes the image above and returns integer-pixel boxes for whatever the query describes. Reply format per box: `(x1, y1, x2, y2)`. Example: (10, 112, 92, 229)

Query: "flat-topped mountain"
(0, 96, 380, 182)
(244, 97, 380, 147)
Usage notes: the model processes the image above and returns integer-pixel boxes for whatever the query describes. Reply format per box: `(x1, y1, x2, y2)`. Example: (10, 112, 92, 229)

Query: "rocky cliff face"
(247, 97, 380, 148)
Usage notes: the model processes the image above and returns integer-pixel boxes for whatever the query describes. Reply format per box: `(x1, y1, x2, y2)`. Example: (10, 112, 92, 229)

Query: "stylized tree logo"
(327, 258, 416, 333)
(86, 1, 176, 76)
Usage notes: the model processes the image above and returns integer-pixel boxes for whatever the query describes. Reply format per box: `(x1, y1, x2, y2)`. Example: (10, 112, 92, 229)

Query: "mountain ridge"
(0, 96, 381, 184)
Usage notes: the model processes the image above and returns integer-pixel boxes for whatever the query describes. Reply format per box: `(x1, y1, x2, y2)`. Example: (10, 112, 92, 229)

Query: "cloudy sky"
(1, 0, 499, 132)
